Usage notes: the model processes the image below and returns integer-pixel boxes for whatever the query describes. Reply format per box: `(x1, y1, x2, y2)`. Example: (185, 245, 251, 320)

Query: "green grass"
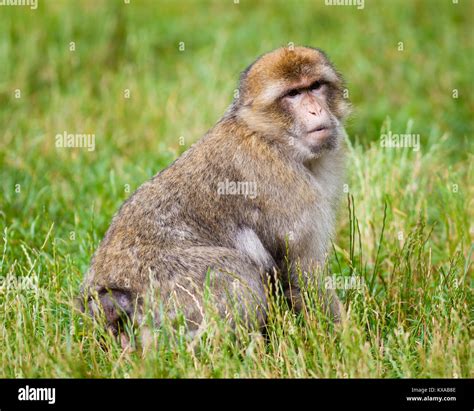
(0, 0, 473, 378)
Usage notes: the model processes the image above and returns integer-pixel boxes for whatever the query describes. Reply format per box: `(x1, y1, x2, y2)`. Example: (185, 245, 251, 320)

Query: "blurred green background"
(0, 0, 473, 280)
(1, 0, 472, 148)
(0, 0, 472, 378)
(0, 0, 472, 278)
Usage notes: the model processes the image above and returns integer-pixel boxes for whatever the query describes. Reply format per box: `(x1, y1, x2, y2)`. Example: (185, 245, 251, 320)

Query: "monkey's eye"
(286, 89, 301, 98)
(310, 81, 323, 91)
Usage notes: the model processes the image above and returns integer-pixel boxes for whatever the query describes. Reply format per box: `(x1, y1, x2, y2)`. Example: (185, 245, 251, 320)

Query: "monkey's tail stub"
(77, 287, 142, 344)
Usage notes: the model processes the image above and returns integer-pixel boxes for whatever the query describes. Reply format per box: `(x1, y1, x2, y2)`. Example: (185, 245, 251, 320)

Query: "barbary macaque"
(80, 46, 350, 343)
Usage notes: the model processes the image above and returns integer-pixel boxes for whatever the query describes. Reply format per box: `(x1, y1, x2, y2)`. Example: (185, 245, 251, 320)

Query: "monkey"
(80, 46, 351, 344)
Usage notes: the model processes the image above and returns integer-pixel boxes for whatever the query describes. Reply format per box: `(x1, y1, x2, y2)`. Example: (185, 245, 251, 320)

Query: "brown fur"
(80, 46, 350, 339)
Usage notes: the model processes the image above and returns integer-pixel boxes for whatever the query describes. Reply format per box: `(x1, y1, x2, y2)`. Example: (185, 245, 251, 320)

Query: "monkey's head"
(236, 46, 351, 160)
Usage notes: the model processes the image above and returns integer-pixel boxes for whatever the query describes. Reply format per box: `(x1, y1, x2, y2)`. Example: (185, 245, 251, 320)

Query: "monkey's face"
(279, 78, 342, 156)
(237, 47, 350, 160)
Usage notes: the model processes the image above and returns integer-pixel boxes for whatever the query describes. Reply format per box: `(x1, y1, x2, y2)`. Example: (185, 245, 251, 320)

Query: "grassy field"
(0, 0, 473, 378)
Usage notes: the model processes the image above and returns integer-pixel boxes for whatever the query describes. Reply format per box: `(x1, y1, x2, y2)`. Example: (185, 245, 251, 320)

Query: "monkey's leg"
(283, 262, 343, 322)
(157, 247, 269, 332)
(285, 285, 342, 322)
(81, 247, 269, 343)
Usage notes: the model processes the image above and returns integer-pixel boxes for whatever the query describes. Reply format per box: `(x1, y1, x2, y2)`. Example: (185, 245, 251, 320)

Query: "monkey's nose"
(308, 105, 323, 116)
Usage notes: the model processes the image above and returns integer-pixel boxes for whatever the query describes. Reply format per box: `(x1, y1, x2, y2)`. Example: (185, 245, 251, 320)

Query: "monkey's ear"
(341, 100, 353, 120)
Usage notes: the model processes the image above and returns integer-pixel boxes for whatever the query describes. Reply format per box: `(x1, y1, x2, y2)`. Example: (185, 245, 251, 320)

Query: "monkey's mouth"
(307, 125, 334, 140)
(305, 125, 338, 153)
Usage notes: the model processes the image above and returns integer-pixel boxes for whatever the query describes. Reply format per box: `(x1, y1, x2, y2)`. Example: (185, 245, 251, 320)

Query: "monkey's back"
(83, 120, 271, 298)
